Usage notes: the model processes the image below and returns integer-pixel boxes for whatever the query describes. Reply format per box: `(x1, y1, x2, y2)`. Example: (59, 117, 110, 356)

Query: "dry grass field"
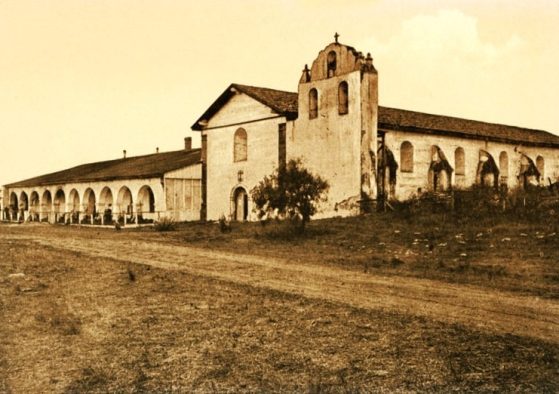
(0, 210, 558, 392)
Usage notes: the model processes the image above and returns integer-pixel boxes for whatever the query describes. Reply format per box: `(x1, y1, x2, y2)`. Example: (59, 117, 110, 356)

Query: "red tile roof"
(378, 107, 559, 147)
(5, 149, 201, 188)
(193, 84, 559, 147)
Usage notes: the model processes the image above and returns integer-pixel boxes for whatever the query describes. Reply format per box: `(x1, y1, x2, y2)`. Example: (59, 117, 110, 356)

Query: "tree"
(251, 159, 329, 231)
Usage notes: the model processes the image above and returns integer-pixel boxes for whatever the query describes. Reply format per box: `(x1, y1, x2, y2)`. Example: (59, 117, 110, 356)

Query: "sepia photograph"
(1, 0, 558, 392)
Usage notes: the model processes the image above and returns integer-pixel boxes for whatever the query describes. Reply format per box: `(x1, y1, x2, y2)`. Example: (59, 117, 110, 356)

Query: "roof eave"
(379, 123, 559, 149)
(191, 84, 237, 131)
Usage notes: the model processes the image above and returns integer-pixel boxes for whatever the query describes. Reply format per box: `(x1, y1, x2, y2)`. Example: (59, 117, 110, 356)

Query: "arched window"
(454, 147, 465, 176)
(309, 88, 318, 119)
(536, 155, 544, 181)
(338, 81, 348, 115)
(327, 50, 337, 78)
(233, 128, 247, 162)
(400, 141, 414, 173)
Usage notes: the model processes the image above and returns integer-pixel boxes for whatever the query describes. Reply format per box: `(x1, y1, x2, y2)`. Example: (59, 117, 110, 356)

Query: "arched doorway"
(117, 186, 134, 225)
(428, 146, 453, 192)
(378, 147, 398, 199)
(477, 150, 499, 189)
(99, 187, 113, 209)
(30, 191, 40, 221)
(117, 186, 133, 213)
(232, 187, 248, 221)
(99, 187, 114, 224)
(54, 189, 66, 223)
(19, 192, 29, 222)
(83, 188, 96, 223)
(519, 154, 539, 189)
(9, 192, 18, 221)
(137, 185, 155, 223)
(41, 190, 53, 222)
(68, 189, 80, 223)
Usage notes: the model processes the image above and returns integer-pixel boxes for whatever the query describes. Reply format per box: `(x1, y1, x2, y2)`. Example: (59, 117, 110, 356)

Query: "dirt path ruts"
(5, 232, 559, 343)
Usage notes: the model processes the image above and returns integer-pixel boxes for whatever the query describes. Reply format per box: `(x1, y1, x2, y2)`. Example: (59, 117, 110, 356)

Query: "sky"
(1, 0, 558, 185)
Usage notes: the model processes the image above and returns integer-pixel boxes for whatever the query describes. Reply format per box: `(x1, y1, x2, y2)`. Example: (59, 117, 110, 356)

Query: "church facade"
(192, 39, 559, 221)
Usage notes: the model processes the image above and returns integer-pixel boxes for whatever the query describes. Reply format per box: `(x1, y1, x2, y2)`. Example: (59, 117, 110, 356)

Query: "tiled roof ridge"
(68, 147, 201, 169)
(231, 83, 296, 96)
(230, 83, 298, 115)
(378, 106, 558, 139)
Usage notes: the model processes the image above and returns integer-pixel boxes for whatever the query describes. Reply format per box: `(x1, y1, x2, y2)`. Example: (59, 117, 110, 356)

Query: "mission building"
(4, 38, 559, 224)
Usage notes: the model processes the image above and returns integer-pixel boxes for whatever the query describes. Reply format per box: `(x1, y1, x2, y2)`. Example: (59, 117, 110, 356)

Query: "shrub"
(154, 217, 176, 232)
(453, 186, 502, 218)
(393, 184, 559, 225)
(251, 158, 329, 232)
(218, 214, 232, 233)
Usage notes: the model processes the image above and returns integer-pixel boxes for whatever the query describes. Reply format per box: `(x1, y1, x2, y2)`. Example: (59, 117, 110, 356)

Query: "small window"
(233, 128, 247, 162)
(327, 51, 337, 78)
(338, 81, 348, 115)
(400, 141, 414, 172)
(455, 147, 465, 175)
(309, 88, 318, 119)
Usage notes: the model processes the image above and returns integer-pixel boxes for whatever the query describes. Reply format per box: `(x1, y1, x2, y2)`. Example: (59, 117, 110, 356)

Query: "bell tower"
(291, 35, 378, 216)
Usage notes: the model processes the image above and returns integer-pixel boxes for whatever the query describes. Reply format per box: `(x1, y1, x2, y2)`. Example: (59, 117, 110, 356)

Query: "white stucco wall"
(384, 130, 559, 200)
(204, 93, 289, 221)
(290, 70, 363, 218)
(5, 163, 203, 223)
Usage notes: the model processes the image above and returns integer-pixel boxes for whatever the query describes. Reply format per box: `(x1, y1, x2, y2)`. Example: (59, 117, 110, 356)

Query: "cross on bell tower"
(334, 32, 340, 43)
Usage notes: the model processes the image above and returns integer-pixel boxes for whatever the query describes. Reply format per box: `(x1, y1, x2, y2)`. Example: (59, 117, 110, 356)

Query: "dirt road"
(3, 230, 558, 344)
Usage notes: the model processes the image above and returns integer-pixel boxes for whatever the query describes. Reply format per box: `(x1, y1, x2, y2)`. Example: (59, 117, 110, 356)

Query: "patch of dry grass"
(0, 231, 558, 392)
(127, 211, 559, 299)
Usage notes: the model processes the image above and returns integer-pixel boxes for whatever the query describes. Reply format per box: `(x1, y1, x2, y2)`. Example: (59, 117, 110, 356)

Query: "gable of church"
(207, 91, 279, 129)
